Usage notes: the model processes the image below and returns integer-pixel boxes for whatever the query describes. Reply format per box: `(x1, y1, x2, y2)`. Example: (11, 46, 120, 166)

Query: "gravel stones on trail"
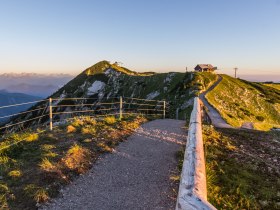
(42, 119, 187, 210)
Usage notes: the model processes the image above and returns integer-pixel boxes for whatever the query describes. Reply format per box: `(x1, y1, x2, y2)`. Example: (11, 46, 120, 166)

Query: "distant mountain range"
(0, 90, 42, 124)
(3, 84, 59, 98)
(0, 73, 74, 97)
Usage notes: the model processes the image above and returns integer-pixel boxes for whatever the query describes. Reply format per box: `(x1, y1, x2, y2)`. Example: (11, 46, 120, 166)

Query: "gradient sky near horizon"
(0, 0, 280, 77)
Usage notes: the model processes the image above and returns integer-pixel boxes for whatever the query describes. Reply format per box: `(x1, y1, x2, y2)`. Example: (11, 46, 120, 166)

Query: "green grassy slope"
(204, 126, 280, 209)
(191, 72, 218, 94)
(205, 74, 280, 130)
(264, 83, 280, 91)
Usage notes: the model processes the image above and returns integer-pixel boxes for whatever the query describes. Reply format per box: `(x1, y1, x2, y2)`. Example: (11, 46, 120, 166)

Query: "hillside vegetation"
(264, 83, 280, 91)
(205, 74, 280, 130)
(5, 61, 202, 132)
(190, 72, 218, 94)
(0, 115, 147, 209)
(203, 126, 280, 209)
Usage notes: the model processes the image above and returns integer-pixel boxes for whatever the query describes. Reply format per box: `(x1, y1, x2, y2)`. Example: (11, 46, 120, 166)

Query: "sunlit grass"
(203, 125, 280, 209)
(205, 75, 280, 130)
(62, 144, 91, 173)
(8, 170, 22, 178)
(25, 133, 39, 142)
(0, 114, 147, 209)
(66, 125, 76, 133)
(39, 158, 57, 172)
(103, 116, 117, 125)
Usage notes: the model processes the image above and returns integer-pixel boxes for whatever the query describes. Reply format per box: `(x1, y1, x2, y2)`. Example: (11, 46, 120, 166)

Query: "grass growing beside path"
(0, 115, 147, 209)
(203, 125, 280, 209)
(205, 74, 280, 130)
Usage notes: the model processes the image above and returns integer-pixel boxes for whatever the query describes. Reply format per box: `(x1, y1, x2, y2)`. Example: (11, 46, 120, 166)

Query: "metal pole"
(234, 67, 238, 78)
(119, 96, 123, 120)
(49, 98, 53, 131)
(176, 108, 179, 120)
(163, 100, 166, 119)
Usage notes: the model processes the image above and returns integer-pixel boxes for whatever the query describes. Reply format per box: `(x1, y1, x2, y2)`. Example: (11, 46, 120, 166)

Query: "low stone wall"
(176, 97, 216, 210)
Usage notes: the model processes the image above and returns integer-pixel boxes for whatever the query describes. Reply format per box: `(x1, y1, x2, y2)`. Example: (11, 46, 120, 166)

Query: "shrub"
(8, 170, 22, 178)
(83, 116, 97, 126)
(24, 184, 49, 203)
(81, 126, 96, 135)
(41, 144, 56, 151)
(62, 144, 91, 173)
(71, 118, 84, 127)
(25, 133, 39, 142)
(227, 113, 235, 119)
(66, 125, 76, 133)
(39, 158, 56, 172)
(97, 142, 113, 153)
(239, 108, 252, 116)
(256, 116, 265, 122)
(104, 116, 117, 125)
(0, 184, 9, 208)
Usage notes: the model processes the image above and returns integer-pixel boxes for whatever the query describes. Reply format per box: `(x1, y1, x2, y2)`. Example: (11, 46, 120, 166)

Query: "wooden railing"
(176, 97, 216, 210)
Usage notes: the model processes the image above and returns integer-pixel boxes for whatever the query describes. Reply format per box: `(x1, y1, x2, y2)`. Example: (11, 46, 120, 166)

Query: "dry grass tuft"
(97, 142, 113, 153)
(62, 144, 91, 173)
(8, 170, 22, 178)
(24, 184, 49, 203)
(66, 125, 76, 133)
(104, 116, 116, 125)
(0, 184, 10, 209)
(71, 118, 84, 127)
(82, 116, 97, 126)
(25, 133, 39, 142)
(81, 126, 96, 135)
(39, 158, 57, 172)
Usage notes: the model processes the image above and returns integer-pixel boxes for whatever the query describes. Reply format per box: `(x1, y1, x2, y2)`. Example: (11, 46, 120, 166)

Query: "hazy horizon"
(0, 68, 279, 82)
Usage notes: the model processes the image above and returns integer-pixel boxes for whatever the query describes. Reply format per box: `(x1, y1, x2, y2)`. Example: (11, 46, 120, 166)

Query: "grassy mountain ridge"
(84, 60, 155, 76)
(4, 61, 200, 132)
(205, 74, 280, 130)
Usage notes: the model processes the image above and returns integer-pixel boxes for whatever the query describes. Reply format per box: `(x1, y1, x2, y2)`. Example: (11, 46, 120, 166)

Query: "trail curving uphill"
(199, 75, 233, 128)
(42, 119, 187, 210)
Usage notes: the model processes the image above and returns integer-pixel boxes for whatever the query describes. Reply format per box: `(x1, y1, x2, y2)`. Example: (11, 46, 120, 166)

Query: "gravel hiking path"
(199, 75, 233, 129)
(42, 119, 187, 210)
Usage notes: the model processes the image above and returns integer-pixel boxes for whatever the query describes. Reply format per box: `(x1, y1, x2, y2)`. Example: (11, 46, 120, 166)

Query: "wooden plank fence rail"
(176, 97, 216, 210)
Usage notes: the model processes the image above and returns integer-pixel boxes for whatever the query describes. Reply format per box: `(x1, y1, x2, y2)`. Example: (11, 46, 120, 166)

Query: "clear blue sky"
(1, 0, 280, 76)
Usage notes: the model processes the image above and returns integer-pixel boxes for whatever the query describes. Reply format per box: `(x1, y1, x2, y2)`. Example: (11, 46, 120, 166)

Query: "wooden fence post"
(49, 98, 53, 131)
(119, 96, 123, 120)
(163, 100, 166, 119)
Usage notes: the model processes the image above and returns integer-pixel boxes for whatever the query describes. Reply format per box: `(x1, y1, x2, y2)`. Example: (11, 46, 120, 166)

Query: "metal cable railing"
(0, 96, 166, 135)
(0, 107, 46, 119)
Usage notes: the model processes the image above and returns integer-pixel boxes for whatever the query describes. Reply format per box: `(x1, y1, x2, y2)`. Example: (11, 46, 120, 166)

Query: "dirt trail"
(42, 119, 187, 210)
(199, 75, 233, 128)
